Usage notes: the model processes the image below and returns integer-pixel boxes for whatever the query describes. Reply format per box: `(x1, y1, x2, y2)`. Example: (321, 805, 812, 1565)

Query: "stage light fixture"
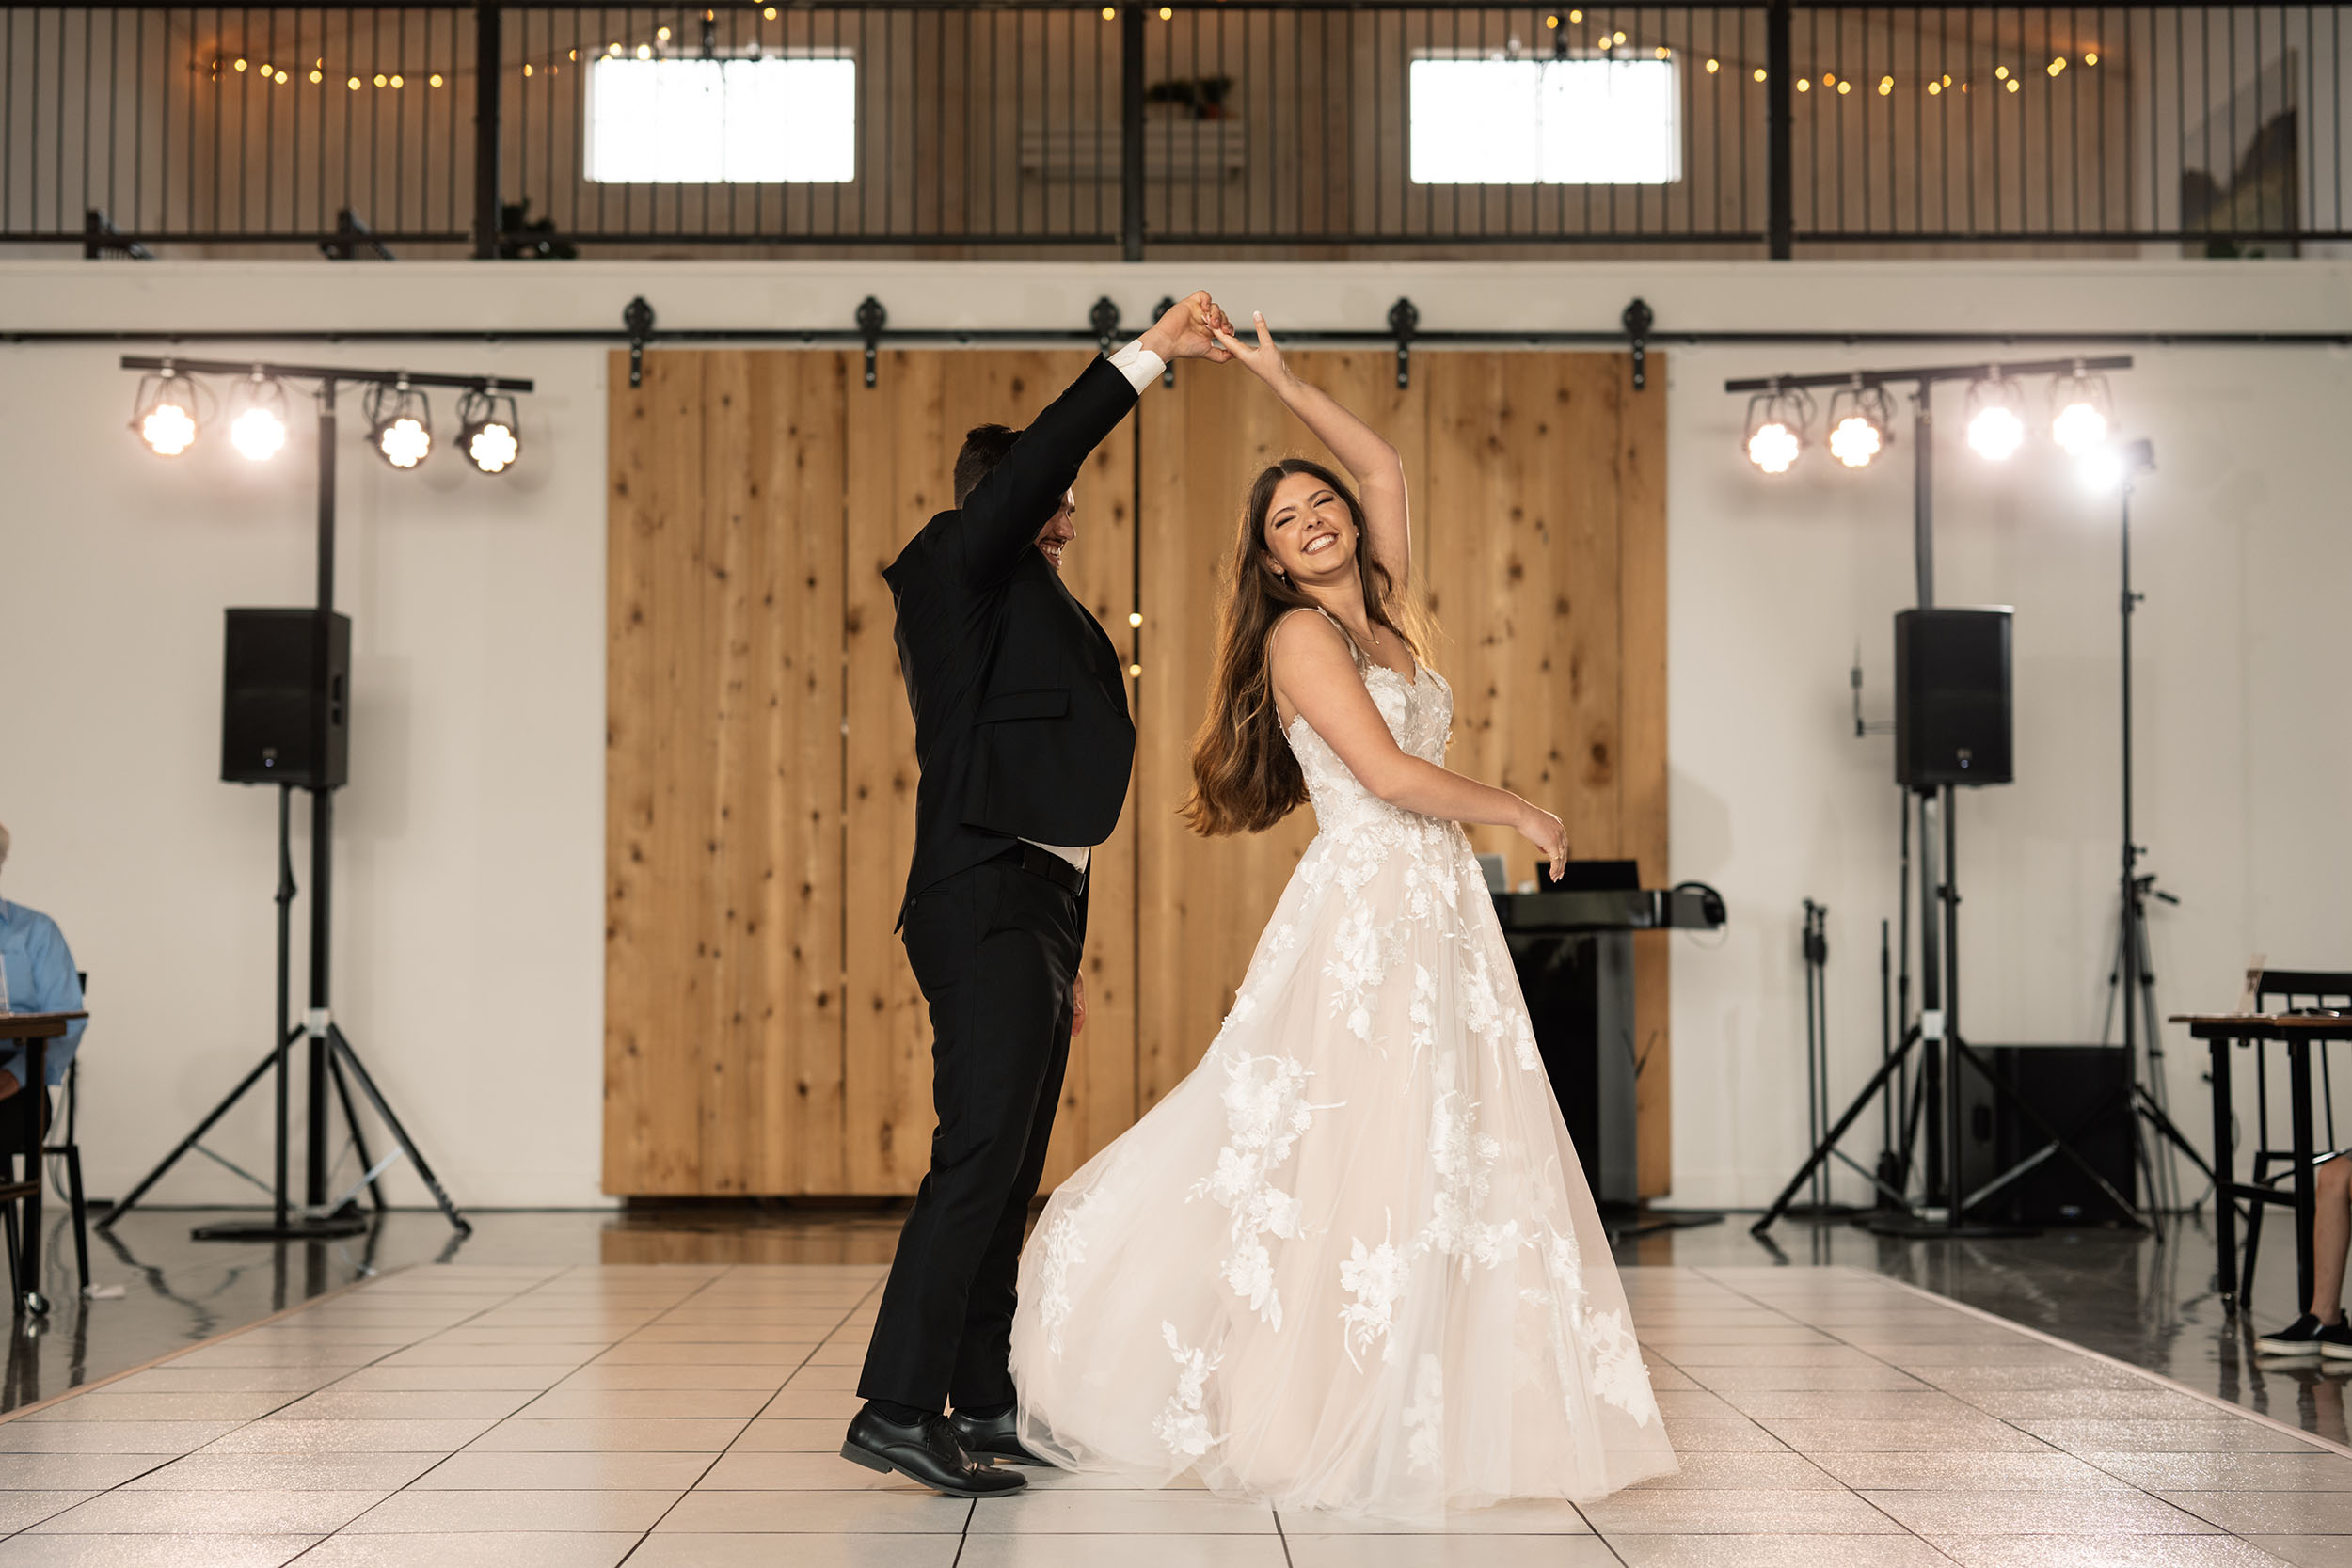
(365, 378, 434, 468)
(1742, 385, 1812, 475)
(129, 364, 211, 457)
(458, 387, 522, 474)
(2049, 364, 2114, 454)
(227, 370, 292, 462)
(2078, 436, 2154, 495)
(1826, 382, 1894, 468)
(1963, 374, 2026, 461)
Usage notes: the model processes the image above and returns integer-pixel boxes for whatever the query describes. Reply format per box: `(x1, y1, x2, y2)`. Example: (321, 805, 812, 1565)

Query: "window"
(585, 57, 856, 183)
(1409, 56, 1680, 185)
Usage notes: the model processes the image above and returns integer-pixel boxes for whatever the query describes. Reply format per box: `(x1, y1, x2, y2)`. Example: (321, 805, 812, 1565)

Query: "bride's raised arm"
(1213, 311, 1411, 592)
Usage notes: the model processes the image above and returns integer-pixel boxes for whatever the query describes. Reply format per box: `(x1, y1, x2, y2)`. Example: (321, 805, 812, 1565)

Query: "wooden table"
(2175, 1011, 2352, 1315)
(0, 1010, 84, 1315)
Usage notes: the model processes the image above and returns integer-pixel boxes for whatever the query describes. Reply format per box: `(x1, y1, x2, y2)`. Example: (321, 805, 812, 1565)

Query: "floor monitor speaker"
(1896, 607, 2012, 787)
(222, 609, 350, 789)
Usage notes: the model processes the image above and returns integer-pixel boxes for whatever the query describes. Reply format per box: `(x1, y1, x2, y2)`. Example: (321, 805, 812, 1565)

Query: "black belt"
(992, 842, 1086, 896)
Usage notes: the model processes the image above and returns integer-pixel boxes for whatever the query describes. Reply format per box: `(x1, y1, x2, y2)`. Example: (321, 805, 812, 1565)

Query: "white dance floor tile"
(2, 1262, 2347, 1568)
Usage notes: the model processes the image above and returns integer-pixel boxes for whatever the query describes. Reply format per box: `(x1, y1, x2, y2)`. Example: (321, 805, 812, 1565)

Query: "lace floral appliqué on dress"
(1009, 647, 1677, 1524)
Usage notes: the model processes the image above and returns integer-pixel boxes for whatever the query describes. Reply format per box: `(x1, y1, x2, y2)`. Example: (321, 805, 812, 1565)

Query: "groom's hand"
(1141, 291, 1236, 365)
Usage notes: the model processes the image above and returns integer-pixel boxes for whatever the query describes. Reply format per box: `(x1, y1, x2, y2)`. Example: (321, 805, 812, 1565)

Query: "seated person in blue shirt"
(0, 822, 87, 1156)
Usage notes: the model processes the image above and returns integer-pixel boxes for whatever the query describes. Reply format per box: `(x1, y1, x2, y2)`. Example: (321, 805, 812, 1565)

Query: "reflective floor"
(2, 1255, 2348, 1568)
(3, 1200, 2341, 1451)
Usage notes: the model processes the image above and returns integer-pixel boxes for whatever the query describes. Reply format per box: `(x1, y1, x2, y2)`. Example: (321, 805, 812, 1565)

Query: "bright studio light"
(458, 386, 522, 474)
(1825, 382, 1894, 468)
(2078, 436, 2154, 494)
(1964, 375, 2027, 461)
(2049, 365, 2115, 454)
(227, 371, 291, 461)
(129, 367, 208, 456)
(366, 379, 434, 468)
(1743, 386, 1812, 474)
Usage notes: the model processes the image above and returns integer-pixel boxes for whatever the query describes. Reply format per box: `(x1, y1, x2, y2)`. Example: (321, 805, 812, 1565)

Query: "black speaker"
(1954, 1045, 2137, 1225)
(1895, 607, 2012, 787)
(222, 609, 351, 788)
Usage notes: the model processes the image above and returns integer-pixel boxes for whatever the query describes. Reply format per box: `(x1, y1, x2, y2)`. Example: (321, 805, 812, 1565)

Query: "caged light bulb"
(380, 416, 432, 467)
(230, 404, 288, 461)
(1966, 404, 2025, 460)
(1829, 414, 1883, 467)
(142, 399, 199, 456)
(1747, 420, 1802, 474)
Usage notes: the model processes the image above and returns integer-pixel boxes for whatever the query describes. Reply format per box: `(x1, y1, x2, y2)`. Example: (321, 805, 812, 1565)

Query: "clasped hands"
(1139, 292, 1295, 393)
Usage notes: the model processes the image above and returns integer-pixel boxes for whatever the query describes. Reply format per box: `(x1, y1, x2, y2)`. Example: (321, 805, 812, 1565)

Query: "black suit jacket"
(882, 356, 1140, 923)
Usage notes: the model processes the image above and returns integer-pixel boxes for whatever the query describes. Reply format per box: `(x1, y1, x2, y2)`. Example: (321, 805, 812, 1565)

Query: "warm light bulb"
(230, 405, 288, 461)
(635, 42, 652, 58)
(656, 24, 671, 39)
(468, 420, 520, 473)
(1705, 58, 1719, 72)
(1754, 67, 1767, 82)
(1128, 611, 1143, 627)
(2084, 51, 2098, 65)
(380, 417, 431, 468)
(2006, 78, 2019, 92)
(141, 402, 198, 456)
(2077, 446, 2127, 493)
(1994, 65, 2009, 79)
(1967, 404, 2025, 461)
(1747, 422, 1801, 474)
(430, 72, 444, 87)
(1829, 416, 1883, 467)
(1929, 81, 1942, 95)
(1797, 78, 1810, 92)
(2052, 400, 2107, 454)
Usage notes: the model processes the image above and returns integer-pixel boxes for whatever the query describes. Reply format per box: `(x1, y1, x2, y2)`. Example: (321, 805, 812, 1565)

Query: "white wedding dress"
(1009, 626, 1677, 1524)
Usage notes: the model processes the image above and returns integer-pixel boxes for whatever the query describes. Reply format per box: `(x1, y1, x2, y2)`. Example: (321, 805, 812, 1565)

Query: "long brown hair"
(1183, 458, 1431, 836)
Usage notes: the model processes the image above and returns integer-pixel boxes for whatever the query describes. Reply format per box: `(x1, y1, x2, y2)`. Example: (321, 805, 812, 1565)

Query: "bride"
(1005, 313, 1676, 1523)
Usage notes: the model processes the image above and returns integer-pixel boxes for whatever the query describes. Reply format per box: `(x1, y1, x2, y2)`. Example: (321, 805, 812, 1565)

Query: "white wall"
(3, 258, 2347, 1209)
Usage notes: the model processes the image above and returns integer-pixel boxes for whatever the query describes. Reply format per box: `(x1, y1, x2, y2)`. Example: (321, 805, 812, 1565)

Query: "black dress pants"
(859, 857, 1082, 1413)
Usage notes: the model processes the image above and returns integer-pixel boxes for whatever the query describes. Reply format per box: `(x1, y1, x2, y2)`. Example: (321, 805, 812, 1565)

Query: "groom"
(844, 293, 1234, 1497)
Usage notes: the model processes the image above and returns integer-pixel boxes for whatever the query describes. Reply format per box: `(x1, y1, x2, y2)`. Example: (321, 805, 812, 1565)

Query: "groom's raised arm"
(955, 353, 1154, 588)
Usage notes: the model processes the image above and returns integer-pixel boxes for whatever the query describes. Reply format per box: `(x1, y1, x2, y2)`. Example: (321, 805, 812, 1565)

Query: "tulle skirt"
(1009, 811, 1677, 1525)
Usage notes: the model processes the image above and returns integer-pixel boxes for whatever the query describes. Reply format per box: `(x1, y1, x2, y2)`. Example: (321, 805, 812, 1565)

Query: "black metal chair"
(2239, 966, 2351, 1304)
(4, 971, 91, 1302)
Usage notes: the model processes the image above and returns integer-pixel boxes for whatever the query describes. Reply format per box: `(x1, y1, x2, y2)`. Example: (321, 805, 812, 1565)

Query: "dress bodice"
(1285, 658, 1454, 835)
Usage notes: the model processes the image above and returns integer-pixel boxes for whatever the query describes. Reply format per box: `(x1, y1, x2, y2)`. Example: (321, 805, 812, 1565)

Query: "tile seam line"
(1862, 1266, 2352, 1460)
(1671, 1265, 1949, 1546)
(0, 1257, 474, 1425)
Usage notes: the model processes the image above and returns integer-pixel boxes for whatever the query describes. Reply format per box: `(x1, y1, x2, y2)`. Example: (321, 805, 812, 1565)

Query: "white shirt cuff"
(1107, 338, 1168, 394)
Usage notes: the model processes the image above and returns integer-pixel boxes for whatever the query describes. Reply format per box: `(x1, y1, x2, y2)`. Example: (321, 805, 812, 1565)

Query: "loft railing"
(2, 2, 2344, 259)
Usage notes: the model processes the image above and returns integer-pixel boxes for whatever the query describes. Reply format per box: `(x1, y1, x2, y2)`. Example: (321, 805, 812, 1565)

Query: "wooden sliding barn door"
(606, 348, 1136, 1197)
(607, 346, 1667, 1199)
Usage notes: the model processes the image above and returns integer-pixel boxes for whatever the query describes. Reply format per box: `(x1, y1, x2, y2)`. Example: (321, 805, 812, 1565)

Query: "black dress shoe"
(950, 1405, 1051, 1465)
(841, 1403, 1027, 1497)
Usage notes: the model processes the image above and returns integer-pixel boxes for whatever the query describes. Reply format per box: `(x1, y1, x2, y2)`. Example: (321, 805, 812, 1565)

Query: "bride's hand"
(1142, 291, 1237, 364)
(1517, 804, 1568, 885)
(1211, 310, 1296, 390)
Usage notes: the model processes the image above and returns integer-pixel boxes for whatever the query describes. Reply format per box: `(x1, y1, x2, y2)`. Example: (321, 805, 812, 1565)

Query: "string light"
(2006, 78, 2020, 92)
(2084, 51, 2099, 65)
(430, 73, 444, 87)
(1797, 77, 1810, 92)
(1706, 58, 1719, 72)
(1929, 80, 1942, 95)
(1546, 13, 1560, 27)
(1754, 67, 1767, 82)
(1994, 65, 2009, 78)
(1836, 79, 1851, 94)
(1878, 75, 1893, 95)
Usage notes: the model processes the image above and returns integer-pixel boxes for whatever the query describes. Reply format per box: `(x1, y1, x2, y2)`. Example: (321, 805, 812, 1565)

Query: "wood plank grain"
(604, 349, 713, 1196)
(1619, 354, 1672, 1198)
(842, 349, 946, 1196)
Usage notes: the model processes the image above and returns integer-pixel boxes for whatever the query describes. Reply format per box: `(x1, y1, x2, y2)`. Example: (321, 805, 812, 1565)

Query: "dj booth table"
(1493, 885, 1724, 1207)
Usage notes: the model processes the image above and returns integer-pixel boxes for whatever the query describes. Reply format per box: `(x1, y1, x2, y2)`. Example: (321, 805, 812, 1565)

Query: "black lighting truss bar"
(118, 355, 534, 393)
(39, 332, 2348, 352)
(1726, 353, 2134, 392)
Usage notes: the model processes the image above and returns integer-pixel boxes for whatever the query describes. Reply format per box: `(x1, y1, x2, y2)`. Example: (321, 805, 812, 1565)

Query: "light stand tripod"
(2094, 440, 2213, 1217)
(102, 361, 516, 1242)
(1739, 356, 2149, 1238)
